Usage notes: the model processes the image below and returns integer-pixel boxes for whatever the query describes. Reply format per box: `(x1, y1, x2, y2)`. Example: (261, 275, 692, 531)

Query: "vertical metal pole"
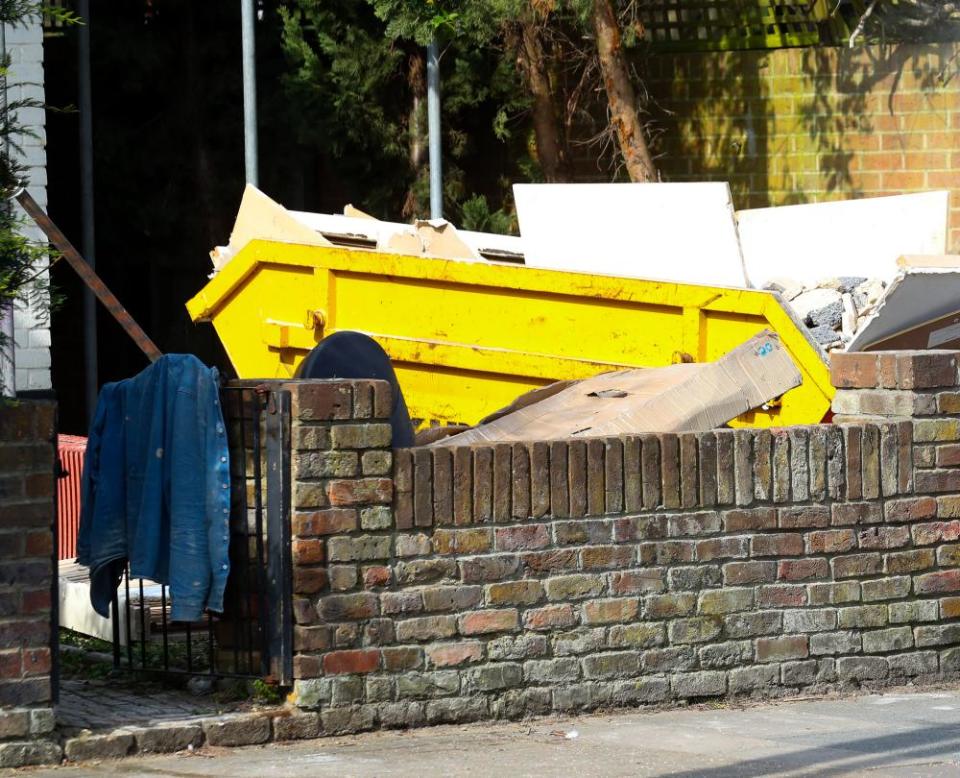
(265, 390, 292, 685)
(0, 22, 14, 398)
(426, 38, 442, 220)
(0, 305, 13, 397)
(78, 0, 98, 424)
(241, 0, 258, 186)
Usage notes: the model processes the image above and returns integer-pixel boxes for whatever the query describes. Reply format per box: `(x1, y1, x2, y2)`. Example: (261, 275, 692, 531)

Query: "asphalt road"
(22, 688, 960, 777)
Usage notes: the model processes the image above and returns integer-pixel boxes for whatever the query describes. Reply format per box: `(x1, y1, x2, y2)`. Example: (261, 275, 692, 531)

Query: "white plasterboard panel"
(290, 210, 524, 260)
(290, 210, 380, 240)
(457, 229, 525, 258)
(847, 267, 960, 351)
(513, 183, 747, 287)
(737, 191, 949, 289)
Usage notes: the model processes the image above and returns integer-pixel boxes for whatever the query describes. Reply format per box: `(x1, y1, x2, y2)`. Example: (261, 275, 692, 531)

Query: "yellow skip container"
(186, 238, 833, 429)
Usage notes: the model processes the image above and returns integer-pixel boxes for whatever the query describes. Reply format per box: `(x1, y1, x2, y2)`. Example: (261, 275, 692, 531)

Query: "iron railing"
(108, 385, 293, 685)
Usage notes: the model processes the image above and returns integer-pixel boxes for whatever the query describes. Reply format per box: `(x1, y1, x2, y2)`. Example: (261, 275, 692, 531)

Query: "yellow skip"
(187, 240, 833, 429)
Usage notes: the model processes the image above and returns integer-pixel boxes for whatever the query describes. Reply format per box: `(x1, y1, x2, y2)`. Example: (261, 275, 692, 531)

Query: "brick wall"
(8, 17, 51, 392)
(273, 354, 960, 735)
(642, 42, 960, 250)
(0, 400, 60, 767)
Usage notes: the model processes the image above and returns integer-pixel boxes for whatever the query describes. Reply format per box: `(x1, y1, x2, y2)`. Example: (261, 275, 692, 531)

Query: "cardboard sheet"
(211, 185, 526, 271)
(434, 330, 801, 445)
(211, 185, 332, 271)
(513, 182, 748, 287)
(289, 209, 524, 261)
(737, 192, 949, 289)
(847, 259, 960, 351)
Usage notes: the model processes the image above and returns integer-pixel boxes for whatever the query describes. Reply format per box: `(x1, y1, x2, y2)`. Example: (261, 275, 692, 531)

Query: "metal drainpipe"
(78, 0, 98, 422)
(0, 19, 13, 399)
(241, 0, 259, 186)
(427, 38, 442, 220)
(0, 306, 13, 397)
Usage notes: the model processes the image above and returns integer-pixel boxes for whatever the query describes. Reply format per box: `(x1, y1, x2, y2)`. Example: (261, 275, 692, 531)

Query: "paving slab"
(23, 686, 960, 777)
(57, 680, 223, 733)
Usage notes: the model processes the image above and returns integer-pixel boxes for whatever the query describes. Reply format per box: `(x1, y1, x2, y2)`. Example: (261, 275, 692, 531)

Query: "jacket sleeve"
(203, 367, 231, 615)
(76, 383, 116, 567)
(166, 358, 231, 621)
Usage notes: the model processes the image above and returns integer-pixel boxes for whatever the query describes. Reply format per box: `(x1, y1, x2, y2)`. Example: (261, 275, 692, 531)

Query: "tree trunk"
(516, 21, 569, 182)
(592, 0, 657, 182)
(407, 51, 426, 173)
(403, 51, 427, 219)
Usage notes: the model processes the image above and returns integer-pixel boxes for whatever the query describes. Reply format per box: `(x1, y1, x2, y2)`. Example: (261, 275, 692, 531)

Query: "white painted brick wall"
(7, 17, 50, 391)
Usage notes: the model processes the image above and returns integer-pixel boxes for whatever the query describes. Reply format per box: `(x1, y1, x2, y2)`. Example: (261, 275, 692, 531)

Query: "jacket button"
(221, 564, 228, 571)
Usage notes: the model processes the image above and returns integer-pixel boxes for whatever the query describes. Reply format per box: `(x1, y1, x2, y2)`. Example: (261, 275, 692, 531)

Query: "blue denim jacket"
(77, 354, 231, 622)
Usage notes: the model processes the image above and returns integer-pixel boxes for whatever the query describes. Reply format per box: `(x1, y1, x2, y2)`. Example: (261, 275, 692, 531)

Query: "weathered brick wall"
(275, 354, 960, 736)
(0, 401, 59, 767)
(640, 42, 960, 250)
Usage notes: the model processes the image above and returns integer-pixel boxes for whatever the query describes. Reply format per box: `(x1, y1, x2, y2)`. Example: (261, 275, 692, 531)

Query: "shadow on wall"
(647, 41, 959, 219)
(798, 42, 959, 200)
(648, 49, 772, 208)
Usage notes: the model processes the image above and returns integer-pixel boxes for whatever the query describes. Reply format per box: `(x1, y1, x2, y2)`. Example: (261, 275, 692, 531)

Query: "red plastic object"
(57, 435, 87, 560)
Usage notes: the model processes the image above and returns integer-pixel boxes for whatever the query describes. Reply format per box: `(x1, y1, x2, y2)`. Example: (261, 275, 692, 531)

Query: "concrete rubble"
(765, 276, 889, 352)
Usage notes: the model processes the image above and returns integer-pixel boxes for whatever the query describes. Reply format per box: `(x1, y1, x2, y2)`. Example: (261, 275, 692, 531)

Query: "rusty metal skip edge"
(16, 189, 163, 363)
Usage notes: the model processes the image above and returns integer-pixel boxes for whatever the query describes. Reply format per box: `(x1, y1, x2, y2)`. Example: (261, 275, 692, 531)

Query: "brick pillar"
(285, 380, 395, 735)
(832, 351, 960, 493)
(0, 401, 61, 767)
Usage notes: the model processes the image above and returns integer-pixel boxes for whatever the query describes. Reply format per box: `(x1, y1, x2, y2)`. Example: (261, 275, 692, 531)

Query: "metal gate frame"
(106, 385, 293, 685)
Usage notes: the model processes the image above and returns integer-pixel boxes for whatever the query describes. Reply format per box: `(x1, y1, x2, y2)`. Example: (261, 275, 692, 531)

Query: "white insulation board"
(737, 191, 949, 289)
(513, 183, 748, 287)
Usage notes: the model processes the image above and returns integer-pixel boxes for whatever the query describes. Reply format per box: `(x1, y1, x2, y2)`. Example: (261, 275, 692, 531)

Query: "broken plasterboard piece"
(433, 330, 801, 445)
(414, 219, 478, 260)
(737, 191, 949, 289)
(289, 209, 518, 261)
(343, 204, 376, 220)
(848, 258, 960, 351)
(513, 182, 748, 287)
(219, 185, 332, 270)
(896, 254, 960, 270)
(384, 229, 424, 256)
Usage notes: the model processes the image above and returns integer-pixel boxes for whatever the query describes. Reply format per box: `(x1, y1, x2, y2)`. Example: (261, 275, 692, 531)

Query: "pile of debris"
(765, 276, 887, 351)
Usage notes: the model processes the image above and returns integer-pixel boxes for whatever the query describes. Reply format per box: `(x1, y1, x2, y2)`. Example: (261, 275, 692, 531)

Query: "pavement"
(21, 687, 960, 777)
(57, 681, 223, 733)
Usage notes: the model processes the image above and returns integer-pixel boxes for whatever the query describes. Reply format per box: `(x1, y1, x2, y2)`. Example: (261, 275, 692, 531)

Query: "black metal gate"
(108, 385, 293, 685)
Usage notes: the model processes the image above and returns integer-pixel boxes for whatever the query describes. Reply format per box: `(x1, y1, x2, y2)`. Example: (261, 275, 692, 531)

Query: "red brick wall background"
(641, 42, 960, 250)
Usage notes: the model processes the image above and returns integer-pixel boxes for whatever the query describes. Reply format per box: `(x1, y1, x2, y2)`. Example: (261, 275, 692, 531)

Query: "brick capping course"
(257, 350, 960, 736)
(15, 349, 960, 763)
